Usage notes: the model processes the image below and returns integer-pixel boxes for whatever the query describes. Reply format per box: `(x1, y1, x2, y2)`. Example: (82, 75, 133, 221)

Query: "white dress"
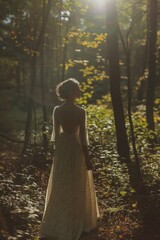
(40, 106, 99, 240)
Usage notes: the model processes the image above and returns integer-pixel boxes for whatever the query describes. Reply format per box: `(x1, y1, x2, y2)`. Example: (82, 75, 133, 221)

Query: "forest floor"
(0, 143, 160, 240)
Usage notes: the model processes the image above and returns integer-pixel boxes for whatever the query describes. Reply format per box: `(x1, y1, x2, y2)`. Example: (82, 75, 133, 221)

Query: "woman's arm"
(80, 109, 92, 170)
(51, 106, 60, 146)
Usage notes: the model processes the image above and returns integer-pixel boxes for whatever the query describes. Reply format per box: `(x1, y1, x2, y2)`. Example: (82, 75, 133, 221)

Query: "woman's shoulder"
(74, 105, 86, 116)
(52, 106, 60, 117)
(54, 105, 60, 109)
(53, 105, 60, 112)
(75, 104, 85, 111)
(55, 103, 85, 112)
(76, 106, 86, 120)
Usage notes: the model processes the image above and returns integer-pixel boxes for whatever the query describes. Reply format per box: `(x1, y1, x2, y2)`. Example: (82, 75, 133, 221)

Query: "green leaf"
(120, 191, 127, 196)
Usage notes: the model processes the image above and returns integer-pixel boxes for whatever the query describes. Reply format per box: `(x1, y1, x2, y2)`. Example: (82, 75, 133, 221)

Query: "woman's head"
(56, 78, 80, 101)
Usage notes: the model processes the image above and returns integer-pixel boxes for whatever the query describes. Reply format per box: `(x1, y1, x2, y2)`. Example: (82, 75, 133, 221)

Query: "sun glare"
(92, 0, 107, 12)
(92, 0, 106, 6)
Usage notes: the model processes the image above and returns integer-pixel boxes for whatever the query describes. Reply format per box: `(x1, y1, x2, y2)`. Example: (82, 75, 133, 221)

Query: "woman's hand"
(86, 159, 92, 170)
(82, 145, 92, 170)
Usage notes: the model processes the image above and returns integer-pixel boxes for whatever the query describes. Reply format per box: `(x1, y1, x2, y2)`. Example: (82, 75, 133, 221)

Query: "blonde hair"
(56, 78, 80, 101)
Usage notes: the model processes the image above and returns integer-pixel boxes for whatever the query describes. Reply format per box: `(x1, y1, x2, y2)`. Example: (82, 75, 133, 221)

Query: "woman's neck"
(65, 99, 75, 104)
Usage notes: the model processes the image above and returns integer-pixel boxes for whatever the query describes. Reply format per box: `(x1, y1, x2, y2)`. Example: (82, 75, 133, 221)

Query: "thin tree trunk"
(40, 46, 48, 152)
(61, 20, 70, 82)
(106, 0, 130, 162)
(137, 14, 149, 102)
(41, 1, 48, 152)
(22, 55, 37, 153)
(61, 2, 74, 82)
(21, 56, 26, 94)
(146, 0, 157, 142)
(118, 27, 144, 189)
(16, 61, 21, 93)
(51, 0, 62, 84)
(22, 0, 52, 153)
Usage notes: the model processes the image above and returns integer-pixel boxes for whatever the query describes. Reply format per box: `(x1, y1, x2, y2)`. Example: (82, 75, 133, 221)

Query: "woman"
(39, 78, 99, 240)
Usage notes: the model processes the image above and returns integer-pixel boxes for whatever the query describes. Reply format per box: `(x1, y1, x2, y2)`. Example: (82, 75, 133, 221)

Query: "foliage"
(0, 105, 160, 239)
(0, 0, 160, 239)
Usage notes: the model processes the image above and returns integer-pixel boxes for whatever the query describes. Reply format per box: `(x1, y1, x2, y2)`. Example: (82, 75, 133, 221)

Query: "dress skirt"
(39, 132, 99, 240)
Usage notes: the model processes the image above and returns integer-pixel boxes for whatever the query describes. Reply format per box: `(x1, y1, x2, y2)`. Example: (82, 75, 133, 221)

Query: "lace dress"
(39, 105, 99, 240)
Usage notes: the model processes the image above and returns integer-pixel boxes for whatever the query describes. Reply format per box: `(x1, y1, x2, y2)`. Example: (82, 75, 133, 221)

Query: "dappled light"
(0, 0, 160, 239)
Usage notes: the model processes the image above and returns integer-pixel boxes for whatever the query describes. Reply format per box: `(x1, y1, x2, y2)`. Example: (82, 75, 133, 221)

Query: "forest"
(0, 0, 160, 239)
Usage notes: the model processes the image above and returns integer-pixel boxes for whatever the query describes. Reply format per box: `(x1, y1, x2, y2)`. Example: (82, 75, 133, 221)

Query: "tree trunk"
(137, 14, 149, 102)
(106, 0, 130, 162)
(40, 46, 48, 153)
(22, 0, 52, 154)
(22, 55, 37, 153)
(16, 61, 21, 93)
(119, 28, 144, 189)
(146, 0, 157, 141)
(40, 0, 48, 154)
(61, 21, 69, 82)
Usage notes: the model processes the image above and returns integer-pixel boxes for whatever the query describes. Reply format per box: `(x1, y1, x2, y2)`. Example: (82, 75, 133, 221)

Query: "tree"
(22, 0, 53, 153)
(146, 0, 158, 143)
(118, 18, 144, 189)
(106, 0, 130, 162)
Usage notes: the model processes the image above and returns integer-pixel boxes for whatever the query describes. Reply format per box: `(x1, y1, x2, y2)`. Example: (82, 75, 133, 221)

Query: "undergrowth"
(0, 104, 160, 240)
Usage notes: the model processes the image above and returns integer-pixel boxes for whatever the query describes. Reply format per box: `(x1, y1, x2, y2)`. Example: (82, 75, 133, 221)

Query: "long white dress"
(39, 106, 99, 240)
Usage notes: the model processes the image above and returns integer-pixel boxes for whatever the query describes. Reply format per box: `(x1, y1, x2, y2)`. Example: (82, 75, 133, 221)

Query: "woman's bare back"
(54, 103, 85, 135)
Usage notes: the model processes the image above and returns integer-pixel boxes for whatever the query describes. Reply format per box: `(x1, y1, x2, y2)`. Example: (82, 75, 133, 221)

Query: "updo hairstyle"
(56, 78, 80, 101)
